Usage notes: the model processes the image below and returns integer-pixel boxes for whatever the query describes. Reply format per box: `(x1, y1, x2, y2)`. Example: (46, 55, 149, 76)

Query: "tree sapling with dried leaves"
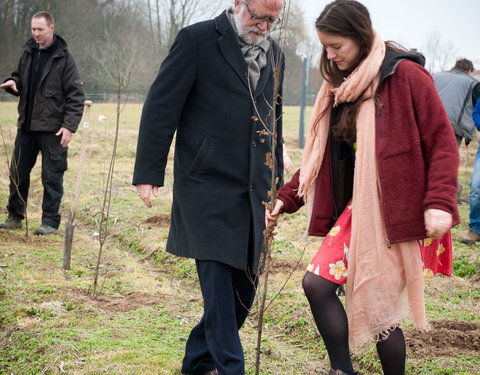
(247, 1, 294, 373)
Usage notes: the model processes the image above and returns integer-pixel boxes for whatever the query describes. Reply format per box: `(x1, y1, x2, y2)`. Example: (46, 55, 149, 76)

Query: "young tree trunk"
(92, 61, 130, 294)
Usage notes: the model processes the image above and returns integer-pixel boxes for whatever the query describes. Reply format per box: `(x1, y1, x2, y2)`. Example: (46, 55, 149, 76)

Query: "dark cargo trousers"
(7, 129, 68, 229)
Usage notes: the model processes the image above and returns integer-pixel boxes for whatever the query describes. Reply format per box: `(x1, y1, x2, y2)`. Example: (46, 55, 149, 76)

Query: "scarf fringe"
(375, 325, 400, 343)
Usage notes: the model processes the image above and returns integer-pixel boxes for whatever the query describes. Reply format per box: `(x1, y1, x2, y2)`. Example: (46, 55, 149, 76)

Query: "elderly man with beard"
(132, 0, 285, 374)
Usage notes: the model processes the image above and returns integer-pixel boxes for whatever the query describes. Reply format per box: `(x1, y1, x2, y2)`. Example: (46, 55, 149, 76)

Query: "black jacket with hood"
(5, 35, 85, 133)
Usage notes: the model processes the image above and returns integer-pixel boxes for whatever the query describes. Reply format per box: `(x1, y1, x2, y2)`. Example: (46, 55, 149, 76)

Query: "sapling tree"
(248, 2, 295, 373)
(0, 124, 29, 236)
(92, 60, 130, 295)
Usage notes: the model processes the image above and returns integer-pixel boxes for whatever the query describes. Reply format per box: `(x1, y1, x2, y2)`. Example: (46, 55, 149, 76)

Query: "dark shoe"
(0, 214, 22, 230)
(329, 370, 363, 375)
(34, 224, 58, 236)
(184, 370, 218, 375)
(461, 230, 480, 245)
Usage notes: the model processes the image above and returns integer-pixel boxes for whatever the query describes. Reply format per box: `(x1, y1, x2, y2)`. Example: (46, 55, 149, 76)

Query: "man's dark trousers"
(181, 260, 258, 375)
(7, 129, 67, 229)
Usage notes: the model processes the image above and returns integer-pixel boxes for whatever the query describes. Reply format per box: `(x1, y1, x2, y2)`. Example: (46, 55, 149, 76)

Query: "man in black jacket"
(0, 11, 84, 235)
(133, 0, 284, 373)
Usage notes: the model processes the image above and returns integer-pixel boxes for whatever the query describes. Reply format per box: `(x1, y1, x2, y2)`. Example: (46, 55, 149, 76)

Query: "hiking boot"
(0, 214, 22, 230)
(461, 230, 480, 245)
(34, 224, 58, 236)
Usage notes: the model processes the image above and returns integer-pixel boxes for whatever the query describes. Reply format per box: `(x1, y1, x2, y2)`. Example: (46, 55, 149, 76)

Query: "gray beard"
(232, 8, 268, 45)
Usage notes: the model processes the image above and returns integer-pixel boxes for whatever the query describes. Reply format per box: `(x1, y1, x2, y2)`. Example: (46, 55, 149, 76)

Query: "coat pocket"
(47, 144, 68, 173)
(187, 134, 211, 176)
(38, 90, 64, 121)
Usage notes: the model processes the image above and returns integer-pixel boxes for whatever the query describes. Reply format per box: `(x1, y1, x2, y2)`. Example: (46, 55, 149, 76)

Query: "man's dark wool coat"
(132, 11, 284, 272)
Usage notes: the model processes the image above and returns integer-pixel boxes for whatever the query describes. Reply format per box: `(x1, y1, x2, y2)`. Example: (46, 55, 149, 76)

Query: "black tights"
(376, 327, 406, 375)
(302, 272, 406, 375)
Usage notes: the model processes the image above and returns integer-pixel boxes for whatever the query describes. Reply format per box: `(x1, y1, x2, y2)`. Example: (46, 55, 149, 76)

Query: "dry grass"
(0, 102, 478, 375)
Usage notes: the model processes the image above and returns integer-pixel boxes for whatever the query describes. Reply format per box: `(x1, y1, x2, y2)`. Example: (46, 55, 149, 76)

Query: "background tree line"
(0, 0, 322, 105)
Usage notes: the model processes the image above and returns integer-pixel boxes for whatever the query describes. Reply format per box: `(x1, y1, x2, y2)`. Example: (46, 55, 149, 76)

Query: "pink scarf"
(299, 32, 429, 348)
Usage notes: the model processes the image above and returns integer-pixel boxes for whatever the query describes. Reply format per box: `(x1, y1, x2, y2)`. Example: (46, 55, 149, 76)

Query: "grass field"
(0, 101, 479, 375)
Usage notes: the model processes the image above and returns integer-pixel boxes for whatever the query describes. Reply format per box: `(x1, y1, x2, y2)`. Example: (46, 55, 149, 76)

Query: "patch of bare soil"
(142, 213, 171, 227)
(63, 287, 162, 312)
(269, 258, 307, 274)
(406, 319, 480, 357)
(0, 230, 54, 244)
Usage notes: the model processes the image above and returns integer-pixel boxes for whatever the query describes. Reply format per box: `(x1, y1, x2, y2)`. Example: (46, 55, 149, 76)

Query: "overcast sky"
(297, 0, 480, 69)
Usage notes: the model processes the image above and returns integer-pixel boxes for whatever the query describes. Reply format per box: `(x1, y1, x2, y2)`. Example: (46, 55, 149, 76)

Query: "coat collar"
(379, 48, 425, 84)
(450, 67, 470, 76)
(24, 34, 67, 57)
(215, 10, 273, 97)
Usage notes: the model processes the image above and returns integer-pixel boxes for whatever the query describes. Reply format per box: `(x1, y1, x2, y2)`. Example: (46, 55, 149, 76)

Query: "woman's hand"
(424, 208, 452, 239)
(265, 199, 285, 228)
(283, 152, 294, 174)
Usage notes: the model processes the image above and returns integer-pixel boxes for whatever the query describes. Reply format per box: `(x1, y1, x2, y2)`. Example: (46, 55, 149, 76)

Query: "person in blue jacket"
(462, 98, 480, 244)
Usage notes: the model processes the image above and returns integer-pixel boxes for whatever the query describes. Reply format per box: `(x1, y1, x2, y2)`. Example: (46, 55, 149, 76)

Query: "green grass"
(0, 102, 479, 374)
(406, 356, 480, 375)
(453, 256, 480, 277)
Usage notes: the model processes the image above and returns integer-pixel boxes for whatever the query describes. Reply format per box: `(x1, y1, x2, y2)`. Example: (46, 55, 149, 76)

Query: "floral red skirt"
(306, 201, 453, 284)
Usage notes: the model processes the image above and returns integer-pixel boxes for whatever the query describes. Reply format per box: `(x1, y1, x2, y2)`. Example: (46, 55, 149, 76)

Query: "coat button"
(249, 184, 253, 191)
(252, 141, 256, 147)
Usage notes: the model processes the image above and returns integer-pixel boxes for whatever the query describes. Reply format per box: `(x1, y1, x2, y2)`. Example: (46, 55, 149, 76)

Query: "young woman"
(266, 1, 459, 374)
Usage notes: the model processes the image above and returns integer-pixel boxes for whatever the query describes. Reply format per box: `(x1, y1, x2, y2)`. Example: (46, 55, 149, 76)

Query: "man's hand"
(0, 80, 18, 93)
(136, 184, 159, 208)
(424, 208, 452, 239)
(56, 127, 74, 147)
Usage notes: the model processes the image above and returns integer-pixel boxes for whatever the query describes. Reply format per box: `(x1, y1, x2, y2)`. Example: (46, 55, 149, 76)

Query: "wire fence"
(0, 91, 146, 104)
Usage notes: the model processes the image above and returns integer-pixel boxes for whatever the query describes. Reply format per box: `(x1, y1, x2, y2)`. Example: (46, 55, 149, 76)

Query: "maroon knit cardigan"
(277, 60, 460, 245)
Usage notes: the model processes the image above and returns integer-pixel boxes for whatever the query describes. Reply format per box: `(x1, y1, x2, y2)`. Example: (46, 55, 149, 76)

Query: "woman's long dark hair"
(314, 0, 374, 143)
